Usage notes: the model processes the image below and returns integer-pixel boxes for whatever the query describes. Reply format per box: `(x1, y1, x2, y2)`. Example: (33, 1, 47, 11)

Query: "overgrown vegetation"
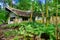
(0, 9, 8, 24)
(3, 22, 56, 40)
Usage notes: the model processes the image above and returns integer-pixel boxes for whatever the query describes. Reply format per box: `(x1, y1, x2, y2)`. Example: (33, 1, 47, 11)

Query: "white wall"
(35, 16, 42, 20)
(10, 13, 16, 17)
(8, 13, 16, 24)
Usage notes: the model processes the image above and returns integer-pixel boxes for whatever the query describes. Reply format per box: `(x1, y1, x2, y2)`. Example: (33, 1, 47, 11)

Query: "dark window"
(10, 17, 15, 21)
(22, 17, 28, 21)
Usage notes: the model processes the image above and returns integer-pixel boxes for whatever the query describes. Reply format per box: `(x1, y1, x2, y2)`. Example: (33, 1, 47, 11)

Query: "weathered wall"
(36, 16, 60, 24)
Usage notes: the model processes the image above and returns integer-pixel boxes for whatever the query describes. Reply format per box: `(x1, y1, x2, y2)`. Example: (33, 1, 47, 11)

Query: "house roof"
(5, 7, 32, 17)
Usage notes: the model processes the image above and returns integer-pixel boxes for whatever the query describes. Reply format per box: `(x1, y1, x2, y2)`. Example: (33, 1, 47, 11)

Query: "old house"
(5, 7, 43, 24)
(5, 7, 32, 24)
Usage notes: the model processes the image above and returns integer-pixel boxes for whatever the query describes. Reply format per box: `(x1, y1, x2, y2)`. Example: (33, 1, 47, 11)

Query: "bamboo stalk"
(30, 1, 33, 22)
(56, 0, 58, 40)
(45, 0, 48, 26)
(30, 12, 33, 21)
(41, 4, 44, 23)
(42, 12, 44, 23)
(10, 0, 13, 7)
(56, 10, 58, 40)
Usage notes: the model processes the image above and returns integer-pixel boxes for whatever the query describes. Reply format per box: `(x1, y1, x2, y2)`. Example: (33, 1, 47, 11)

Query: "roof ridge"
(7, 7, 31, 12)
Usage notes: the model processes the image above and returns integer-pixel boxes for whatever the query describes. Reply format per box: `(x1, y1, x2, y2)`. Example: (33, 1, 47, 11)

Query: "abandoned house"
(5, 7, 42, 24)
